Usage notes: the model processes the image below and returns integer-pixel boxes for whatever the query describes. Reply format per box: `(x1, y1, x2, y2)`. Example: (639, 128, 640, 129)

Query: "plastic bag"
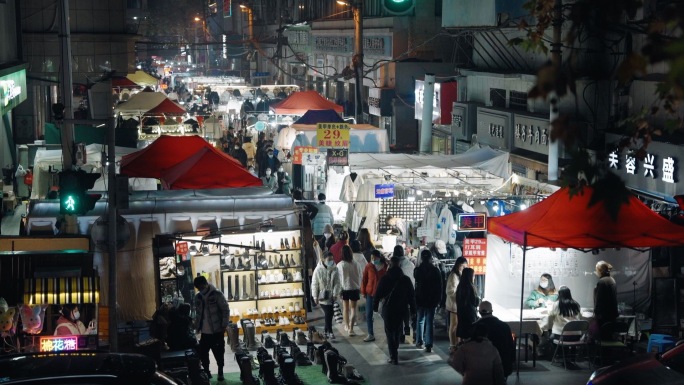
(14, 165, 26, 178)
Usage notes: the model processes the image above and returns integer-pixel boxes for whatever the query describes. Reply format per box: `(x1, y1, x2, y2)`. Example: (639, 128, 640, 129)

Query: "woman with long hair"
(446, 256, 468, 351)
(455, 267, 480, 340)
(525, 273, 559, 309)
(357, 228, 375, 262)
(337, 245, 362, 336)
(311, 251, 342, 340)
(330, 230, 349, 264)
(546, 286, 581, 340)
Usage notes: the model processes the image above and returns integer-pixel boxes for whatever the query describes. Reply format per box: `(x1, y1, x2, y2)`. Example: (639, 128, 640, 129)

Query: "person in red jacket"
(329, 230, 349, 264)
(360, 249, 387, 342)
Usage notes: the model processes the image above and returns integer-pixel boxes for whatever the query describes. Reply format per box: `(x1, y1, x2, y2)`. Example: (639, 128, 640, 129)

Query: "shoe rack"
(184, 229, 307, 335)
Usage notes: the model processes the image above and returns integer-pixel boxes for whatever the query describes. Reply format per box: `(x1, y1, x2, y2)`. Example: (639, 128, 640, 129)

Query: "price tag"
(417, 227, 430, 237)
(316, 123, 350, 148)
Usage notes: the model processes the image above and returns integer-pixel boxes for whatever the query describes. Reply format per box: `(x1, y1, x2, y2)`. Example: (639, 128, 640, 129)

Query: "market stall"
(486, 184, 684, 378)
(269, 91, 343, 115)
(30, 144, 157, 200)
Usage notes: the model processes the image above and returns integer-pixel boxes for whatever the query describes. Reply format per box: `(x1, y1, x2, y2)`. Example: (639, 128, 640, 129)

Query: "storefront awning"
(23, 276, 100, 305)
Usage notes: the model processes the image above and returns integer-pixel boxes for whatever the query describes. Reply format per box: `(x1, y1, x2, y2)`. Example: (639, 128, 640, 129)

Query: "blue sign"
(374, 184, 394, 199)
(255, 121, 268, 131)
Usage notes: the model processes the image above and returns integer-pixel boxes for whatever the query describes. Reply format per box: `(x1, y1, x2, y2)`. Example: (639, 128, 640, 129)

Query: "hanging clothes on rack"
(340, 171, 363, 231)
(422, 201, 456, 245)
(353, 174, 382, 240)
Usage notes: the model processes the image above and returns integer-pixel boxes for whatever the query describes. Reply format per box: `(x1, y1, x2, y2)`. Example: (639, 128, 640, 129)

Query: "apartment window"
(489, 88, 506, 108)
(510, 90, 528, 111)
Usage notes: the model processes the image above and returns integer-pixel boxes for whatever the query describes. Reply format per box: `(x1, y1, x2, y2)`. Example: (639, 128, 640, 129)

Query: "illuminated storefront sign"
(0, 67, 27, 115)
(608, 149, 677, 184)
(39, 336, 79, 352)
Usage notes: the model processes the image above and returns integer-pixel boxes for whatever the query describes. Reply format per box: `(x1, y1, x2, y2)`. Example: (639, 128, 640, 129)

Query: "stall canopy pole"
(515, 232, 527, 384)
(107, 117, 119, 352)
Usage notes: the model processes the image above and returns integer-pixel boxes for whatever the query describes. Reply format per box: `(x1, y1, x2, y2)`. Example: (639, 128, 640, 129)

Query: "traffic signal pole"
(58, 0, 74, 169)
(106, 117, 118, 352)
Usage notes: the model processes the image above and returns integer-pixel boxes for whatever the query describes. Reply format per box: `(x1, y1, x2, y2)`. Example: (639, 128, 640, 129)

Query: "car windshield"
(660, 344, 684, 374)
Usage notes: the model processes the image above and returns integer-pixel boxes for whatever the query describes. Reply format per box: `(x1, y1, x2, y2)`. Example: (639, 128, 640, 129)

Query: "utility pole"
(58, 0, 74, 168)
(547, 0, 562, 181)
(352, 0, 363, 124)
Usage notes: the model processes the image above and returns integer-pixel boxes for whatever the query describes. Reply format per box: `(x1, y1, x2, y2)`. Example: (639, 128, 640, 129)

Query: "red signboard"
(293, 146, 318, 165)
(175, 241, 188, 256)
(463, 238, 487, 275)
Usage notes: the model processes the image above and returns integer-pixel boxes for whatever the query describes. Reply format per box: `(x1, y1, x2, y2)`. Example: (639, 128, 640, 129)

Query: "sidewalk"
(211, 307, 593, 384)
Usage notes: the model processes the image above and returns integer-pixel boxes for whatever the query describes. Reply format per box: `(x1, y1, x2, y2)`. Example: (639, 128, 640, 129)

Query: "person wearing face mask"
(265, 148, 281, 174)
(525, 273, 558, 309)
(261, 168, 277, 192)
(54, 304, 94, 335)
(248, 166, 257, 176)
(193, 275, 229, 381)
(311, 252, 342, 340)
(230, 139, 248, 167)
(361, 249, 387, 342)
(322, 224, 336, 251)
(276, 166, 291, 195)
(311, 194, 334, 248)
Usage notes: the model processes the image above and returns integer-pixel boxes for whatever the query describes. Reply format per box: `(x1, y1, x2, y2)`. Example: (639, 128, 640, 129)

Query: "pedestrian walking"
(193, 275, 229, 381)
(338, 245, 362, 336)
(414, 249, 443, 353)
(312, 251, 342, 340)
(361, 249, 386, 342)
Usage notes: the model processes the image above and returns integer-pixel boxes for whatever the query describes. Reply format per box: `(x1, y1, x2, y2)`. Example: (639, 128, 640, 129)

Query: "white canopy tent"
(114, 92, 171, 117)
(31, 144, 157, 199)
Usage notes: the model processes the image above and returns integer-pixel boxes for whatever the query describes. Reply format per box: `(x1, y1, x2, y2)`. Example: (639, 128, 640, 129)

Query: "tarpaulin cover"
(121, 135, 212, 178)
(488, 185, 684, 249)
(126, 70, 159, 87)
(121, 135, 261, 189)
(114, 92, 185, 116)
(161, 146, 262, 189)
(270, 91, 343, 115)
(293, 109, 344, 124)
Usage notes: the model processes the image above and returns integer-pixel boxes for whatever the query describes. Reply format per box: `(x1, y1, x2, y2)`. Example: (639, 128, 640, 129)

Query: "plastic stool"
(647, 334, 676, 353)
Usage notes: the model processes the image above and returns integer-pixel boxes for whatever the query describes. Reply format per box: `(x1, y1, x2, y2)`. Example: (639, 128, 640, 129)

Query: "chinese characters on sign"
(514, 124, 548, 146)
(302, 152, 326, 166)
(40, 336, 79, 352)
(464, 238, 487, 275)
(457, 213, 487, 231)
(326, 148, 349, 166)
(374, 184, 395, 199)
(607, 149, 677, 183)
(316, 123, 350, 148)
(293, 146, 318, 165)
(175, 242, 188, 256)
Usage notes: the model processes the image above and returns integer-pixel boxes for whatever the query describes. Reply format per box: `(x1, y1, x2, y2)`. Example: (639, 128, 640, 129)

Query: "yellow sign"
(316, 123, 350, 148)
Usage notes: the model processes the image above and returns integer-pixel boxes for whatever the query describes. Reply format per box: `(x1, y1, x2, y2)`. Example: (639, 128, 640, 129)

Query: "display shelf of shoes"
(185, 229, 307, 334)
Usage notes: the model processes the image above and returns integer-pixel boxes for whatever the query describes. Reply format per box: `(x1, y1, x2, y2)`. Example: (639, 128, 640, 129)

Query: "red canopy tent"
(270, 91, 343, 115)
(161, 146, 261, 189)
(488, 185, 684, 249)
(121, 136, 214, 178)
(487, 185, 684, 378)
(145, 98, 186, 116)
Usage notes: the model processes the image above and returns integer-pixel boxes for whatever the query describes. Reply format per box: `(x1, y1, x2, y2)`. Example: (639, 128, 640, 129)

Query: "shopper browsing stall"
(193, 275, 229, 381)
(456, 267, 480, 340)
(449, 323, 505, 385)
(330, 231, 349, 264)
(393, 245, 415, 343)
(338, 245, 362, 336)
(546, 286, 582, 340)
(312, 252, 342, 340)
(414, 249, 443, 353)
(593, 261, 618, 339)
(473, 301, 515, 378)
(525, 273, 558, 309)
(311, 193, 334, 247)
(361, 250, 387, 342)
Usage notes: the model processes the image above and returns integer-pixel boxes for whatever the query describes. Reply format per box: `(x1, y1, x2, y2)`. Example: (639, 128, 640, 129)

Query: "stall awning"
(23, 276, 100, 305)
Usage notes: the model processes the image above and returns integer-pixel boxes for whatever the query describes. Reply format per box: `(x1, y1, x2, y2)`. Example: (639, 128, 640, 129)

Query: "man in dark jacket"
(473, 301, 515, 378)
(413, 249, 443, 352)
(193, 276, 229, 381)
(230, 140, 248, 167)
(374, 256, 416, 365)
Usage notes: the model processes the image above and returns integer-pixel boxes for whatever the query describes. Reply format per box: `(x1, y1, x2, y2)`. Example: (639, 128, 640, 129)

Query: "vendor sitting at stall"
(54, 304, 95, 336)
(525, 273, 558, 309)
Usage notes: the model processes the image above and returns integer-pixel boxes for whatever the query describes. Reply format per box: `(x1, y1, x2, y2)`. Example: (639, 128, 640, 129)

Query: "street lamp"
(337, 0, 363, 124)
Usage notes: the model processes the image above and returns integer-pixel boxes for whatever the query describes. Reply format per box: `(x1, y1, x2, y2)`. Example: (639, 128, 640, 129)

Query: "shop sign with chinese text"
(302, 152, 326, 166)
(457, 213, 487, 231)
(608, 149, 677, 184)
(293, 146, 318, 165)
(374, 184, 394, 199)
(326, 148, 348, 166)
(464, 238, 487, 275)
(316, 123, 350, 148)
(40, 336, 79, 352)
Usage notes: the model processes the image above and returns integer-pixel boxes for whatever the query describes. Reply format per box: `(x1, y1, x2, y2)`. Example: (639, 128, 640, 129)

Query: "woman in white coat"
(445, 256, 468, 351)
(312, 251, 342, 340)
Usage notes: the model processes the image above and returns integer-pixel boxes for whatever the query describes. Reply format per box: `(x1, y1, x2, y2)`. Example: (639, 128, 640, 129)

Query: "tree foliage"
(511, 0, 684, 199)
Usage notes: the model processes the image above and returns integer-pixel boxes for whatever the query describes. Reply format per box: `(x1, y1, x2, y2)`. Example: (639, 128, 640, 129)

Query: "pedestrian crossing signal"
(383, 0, 414, 15)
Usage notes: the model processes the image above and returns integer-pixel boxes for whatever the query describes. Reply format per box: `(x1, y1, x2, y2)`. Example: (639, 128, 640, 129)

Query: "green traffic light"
(390, 0, 408, 2)
(61, 194, 79, 214)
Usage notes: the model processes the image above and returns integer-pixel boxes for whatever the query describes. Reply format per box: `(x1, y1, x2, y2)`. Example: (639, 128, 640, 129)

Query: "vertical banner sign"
(464, 238, 487, 275)
(374, 184, 394, 199)
(316, 123, 350, 148)
(326, 148, 349, 166)
(293, 146, 318, 165)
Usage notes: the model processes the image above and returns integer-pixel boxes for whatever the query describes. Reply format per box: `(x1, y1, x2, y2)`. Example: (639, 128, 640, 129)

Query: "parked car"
(587, 342, 684, 385)
(0, 351, 184, 385)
